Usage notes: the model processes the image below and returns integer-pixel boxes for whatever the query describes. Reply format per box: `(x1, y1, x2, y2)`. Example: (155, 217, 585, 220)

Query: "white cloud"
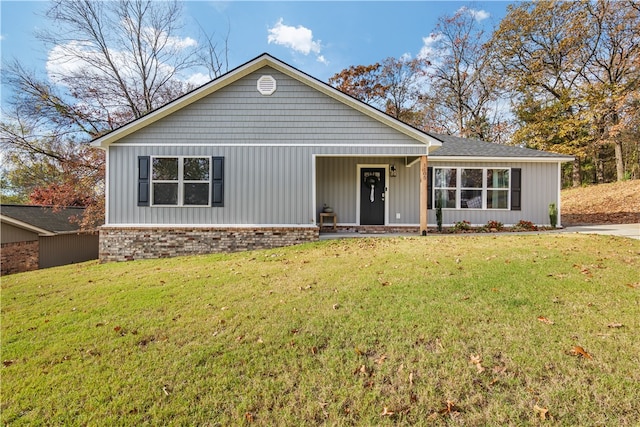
(268, 18, 326, 64)
(458, 6, 490, 22)
(184, 72, 210, 87)
(418, 33, 445, 60)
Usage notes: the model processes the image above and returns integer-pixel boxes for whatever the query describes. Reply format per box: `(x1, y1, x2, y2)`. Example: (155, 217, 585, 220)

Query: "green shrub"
(454, 220, 471, 231)
(485, 220, 504, 231)
(513, 219, 538, 231)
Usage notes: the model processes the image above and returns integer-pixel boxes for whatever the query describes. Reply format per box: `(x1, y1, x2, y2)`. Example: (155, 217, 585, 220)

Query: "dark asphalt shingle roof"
(0, 205, 85, 233)
(428, 133, 574, 159)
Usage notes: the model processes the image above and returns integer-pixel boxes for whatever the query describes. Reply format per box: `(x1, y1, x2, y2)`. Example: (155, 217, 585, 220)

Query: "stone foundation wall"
(1, 240, 39, 275)
(99, 226, 320, 262)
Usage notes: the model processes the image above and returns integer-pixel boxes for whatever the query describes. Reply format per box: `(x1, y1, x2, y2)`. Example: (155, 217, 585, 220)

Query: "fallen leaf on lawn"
(3, 360, 15, 367)
(537, 316, 554, 325)
(245, 412, 254, 423)
(409, 372, 414, 386)
(607, 322, 623, 328)
(492, 365, 507, 375)
(439, 400, 459, 414)
(570, 345, 593, 359)
(354, 364, 370, 376)
(469, 354, 485, 373)
(380, 407, 394, 416)
(533, 404, 549, 420)
(310, 346, 318, 354)
(332, 303, 340, 310)
(375, 354, 387, 365)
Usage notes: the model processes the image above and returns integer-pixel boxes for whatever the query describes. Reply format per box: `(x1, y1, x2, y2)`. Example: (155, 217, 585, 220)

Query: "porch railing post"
(420, 155, 428, 235)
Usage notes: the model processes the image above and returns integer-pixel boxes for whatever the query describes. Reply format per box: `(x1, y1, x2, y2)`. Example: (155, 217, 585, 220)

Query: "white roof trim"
(1, 215, 56, 236)
(91, 54, 441, 150)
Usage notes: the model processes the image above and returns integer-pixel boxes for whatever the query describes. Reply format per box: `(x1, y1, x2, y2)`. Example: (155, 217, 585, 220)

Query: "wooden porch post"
(420, 155, 428, 236)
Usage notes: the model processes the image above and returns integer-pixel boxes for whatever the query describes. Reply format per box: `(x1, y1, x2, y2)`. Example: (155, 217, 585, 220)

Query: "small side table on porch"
(319, 212, 337, 231)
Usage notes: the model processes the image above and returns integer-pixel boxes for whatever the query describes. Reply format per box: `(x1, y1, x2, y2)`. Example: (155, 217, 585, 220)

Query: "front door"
(360, 167, 386, 225)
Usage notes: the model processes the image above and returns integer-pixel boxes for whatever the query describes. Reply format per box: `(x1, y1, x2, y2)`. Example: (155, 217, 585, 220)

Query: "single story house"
(92, 53, 573, 262)
(1, 205, 99, 275)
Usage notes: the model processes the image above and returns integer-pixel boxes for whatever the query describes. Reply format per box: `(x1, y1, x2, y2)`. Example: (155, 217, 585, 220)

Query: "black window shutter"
(427, 166, 433, 209)
(511, 168, 521, 211)
(212, 156, 224, 207)
(138, 156, 150, 206)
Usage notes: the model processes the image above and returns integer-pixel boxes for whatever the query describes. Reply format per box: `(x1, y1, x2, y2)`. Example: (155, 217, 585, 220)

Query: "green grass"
(2, 234, 639, 425)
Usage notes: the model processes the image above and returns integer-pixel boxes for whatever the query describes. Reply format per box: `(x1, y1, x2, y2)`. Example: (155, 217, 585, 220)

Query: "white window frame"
(433, 167, 511, 210)
(150, 156, 212, 207)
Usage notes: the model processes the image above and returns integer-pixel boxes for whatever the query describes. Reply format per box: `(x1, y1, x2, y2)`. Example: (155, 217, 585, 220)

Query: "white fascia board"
(429, 156, 574, 163)
(1, 215, 56, 236)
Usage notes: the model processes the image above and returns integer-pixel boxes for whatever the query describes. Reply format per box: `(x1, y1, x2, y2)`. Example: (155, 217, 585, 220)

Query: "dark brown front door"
(360, 168, 385, 225)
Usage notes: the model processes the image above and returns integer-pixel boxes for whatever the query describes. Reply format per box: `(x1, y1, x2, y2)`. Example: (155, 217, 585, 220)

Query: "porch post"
(420, 155, 428, 235)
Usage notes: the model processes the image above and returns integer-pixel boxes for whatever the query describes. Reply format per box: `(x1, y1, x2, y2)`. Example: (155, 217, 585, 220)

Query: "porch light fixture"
(390, 164, 397, 177)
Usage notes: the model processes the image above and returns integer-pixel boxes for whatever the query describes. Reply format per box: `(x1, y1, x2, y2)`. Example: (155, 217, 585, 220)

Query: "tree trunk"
(572, 158, 581, 187)
(614, 140, 625, 181)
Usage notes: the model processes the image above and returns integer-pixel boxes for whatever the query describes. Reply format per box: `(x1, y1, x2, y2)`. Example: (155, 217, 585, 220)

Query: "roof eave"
(1, 215, 57, 236)
(430, 155, 575, 163)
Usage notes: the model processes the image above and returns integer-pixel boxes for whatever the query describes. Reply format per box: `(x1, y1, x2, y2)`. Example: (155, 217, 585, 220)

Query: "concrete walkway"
(319, 223, 640, 240)
(557, 223, 640, 240)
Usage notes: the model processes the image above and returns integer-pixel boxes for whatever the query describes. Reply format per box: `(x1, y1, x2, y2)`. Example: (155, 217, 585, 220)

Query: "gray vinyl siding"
(118, 67, 428, 147)
(427, 161, 560, 226)
(1, 223, 38, 244)
(316, 159, 561, 226)
(39, 233, 99, 269)
(316, 157, 420, 225)
(107, 68, 427, 226)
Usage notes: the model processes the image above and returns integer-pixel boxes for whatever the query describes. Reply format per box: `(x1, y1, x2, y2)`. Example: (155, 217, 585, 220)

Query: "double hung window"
(433, 167, 511, 210)
(151, 157, 211, 206)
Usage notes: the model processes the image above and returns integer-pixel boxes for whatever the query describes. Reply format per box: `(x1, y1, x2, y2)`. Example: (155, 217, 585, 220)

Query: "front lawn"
(2, 234, 639, 425)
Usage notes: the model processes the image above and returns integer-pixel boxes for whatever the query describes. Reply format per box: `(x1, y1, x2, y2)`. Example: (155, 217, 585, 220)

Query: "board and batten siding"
(316, 156, 421, 225)
(106, 67, 428, 226)
(427, 160, 561, 226)
(316, 158, 562, 226)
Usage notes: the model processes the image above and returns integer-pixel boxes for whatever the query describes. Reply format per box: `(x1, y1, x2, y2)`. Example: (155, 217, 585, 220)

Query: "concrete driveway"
(557, 223, 640, 240)
(320, 223, 640, 240)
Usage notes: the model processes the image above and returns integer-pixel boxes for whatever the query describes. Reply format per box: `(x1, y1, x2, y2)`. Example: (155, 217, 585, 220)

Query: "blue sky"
(1, 1, 513, 106)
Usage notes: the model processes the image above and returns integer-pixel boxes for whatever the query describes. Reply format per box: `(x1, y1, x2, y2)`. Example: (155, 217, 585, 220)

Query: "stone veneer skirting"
(99, 226, 320, 262)
(1, 240, 39, 275)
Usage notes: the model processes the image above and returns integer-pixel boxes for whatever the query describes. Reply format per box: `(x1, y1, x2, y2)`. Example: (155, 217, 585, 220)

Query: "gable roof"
(0, 205, 85, 236)
(91, 53, 442, 151)
(428, 133, 574, 162)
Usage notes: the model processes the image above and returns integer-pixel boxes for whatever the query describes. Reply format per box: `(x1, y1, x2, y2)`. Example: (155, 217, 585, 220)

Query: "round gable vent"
(257, 75, 277, 95)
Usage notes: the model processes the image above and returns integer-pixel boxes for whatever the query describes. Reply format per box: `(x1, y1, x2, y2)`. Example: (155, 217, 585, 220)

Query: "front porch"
(314, 155, 430, 233)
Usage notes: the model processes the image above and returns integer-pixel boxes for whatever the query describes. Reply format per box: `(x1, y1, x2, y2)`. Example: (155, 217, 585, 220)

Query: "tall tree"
(1, 0, 229, 227)
(581, 0, 640, 181)
(490, 0, 596, 185)
(329, 56, 430, 128)
(420, 7, 501, 141)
